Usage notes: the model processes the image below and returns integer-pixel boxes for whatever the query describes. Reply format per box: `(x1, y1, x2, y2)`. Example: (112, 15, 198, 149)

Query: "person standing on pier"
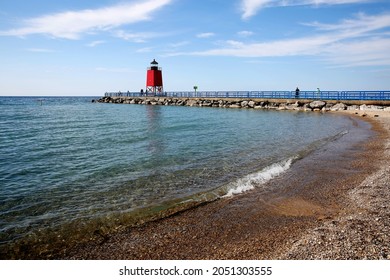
(295, 87, 300, 98)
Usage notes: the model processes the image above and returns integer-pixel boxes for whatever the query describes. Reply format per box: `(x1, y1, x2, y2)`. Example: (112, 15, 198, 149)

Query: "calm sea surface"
(0, 96, 370, 256)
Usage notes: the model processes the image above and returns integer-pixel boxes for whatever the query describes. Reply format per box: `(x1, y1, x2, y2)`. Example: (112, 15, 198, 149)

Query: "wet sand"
(58, 111, 390, 260)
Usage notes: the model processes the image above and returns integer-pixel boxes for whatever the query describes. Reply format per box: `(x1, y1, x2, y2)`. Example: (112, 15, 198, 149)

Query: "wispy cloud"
(197, 32, 215, 38)
(169, 41, 190, 48)
(172, 12, 390, 67)
(136, 47, 154, 53)
(304, 12, 390, 34)
(0, 0, 172, 39)
(112, 30, 164, 43)
(190, 35, 335, 57)
(237, 30, 254, 37)
(241, 0, 372, 19)
(324, 38, 390, 67)
(86, 40, 105, 47)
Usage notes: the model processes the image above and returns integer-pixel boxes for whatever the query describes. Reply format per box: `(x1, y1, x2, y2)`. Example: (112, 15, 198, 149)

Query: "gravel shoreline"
(57, 110, 390, 260)
(281, 111, 390, 259)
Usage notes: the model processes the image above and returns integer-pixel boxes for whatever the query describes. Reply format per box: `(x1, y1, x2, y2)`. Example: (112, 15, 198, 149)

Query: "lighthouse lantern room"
(146, 59, 163, 95)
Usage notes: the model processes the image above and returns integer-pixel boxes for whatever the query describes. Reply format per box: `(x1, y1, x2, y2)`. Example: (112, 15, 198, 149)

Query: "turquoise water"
(0, 96, 365, 256)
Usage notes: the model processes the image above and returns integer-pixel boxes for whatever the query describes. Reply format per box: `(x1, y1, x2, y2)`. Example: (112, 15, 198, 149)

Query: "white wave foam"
(223, 158, 294, 197)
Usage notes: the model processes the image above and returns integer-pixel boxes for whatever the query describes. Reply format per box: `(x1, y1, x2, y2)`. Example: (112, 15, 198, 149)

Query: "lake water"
(0, 96, 370, 257)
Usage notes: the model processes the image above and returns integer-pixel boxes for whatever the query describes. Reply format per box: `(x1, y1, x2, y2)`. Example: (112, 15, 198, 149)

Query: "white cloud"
(241, 0, 372, 19)
(225, 40, 246, 48)
(136, 47, 154, 53)
(241, 0, 273, 19)
(305, 12, 390, 35)
(176, 12, 390, 67)
(113, 30, 163, 43)
(170, 41, 190, 48)
(197, 32, 215, 38)
(0, 0, 172, 39)
(192, 35, 334, 57)
(324, 38, 390, 67)
(86, 40, 105, 47)
(237, 30, 254, 37)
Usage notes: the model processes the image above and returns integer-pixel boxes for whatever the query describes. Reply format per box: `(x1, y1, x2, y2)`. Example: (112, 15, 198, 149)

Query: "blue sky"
(1, 0, 390, 95)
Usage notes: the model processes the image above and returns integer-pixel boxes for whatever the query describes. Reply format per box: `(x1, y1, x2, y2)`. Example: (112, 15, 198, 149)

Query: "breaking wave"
(223, 157, 295, 197)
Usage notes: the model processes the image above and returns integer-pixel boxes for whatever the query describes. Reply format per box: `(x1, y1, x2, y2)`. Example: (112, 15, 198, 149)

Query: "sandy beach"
(56, 109, 390, 260)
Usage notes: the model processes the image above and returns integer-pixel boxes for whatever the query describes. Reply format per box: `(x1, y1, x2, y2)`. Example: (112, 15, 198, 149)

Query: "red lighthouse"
(146, 59, 163, 95)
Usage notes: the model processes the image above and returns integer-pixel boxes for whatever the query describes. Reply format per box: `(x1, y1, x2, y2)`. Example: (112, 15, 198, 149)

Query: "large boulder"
(186, 99, 198, 106)
(309, 101, 326, 109)
(360, 104, 384, 111)
(347, 105, 359, 111)
(303, 103, 312, 111)
(241, 100, 249, 107)
(330, 103, 347, 111)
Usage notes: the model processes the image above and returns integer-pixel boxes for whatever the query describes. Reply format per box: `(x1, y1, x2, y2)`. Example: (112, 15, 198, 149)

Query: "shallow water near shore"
(0, 96, 372, 258)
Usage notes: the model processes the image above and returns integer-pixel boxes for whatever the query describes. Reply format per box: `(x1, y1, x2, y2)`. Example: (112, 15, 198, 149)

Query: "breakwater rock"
(96, 96, 390, 113)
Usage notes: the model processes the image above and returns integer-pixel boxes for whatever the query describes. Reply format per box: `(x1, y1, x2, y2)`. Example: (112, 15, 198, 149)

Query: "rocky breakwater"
(96, 96, 390, 113)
